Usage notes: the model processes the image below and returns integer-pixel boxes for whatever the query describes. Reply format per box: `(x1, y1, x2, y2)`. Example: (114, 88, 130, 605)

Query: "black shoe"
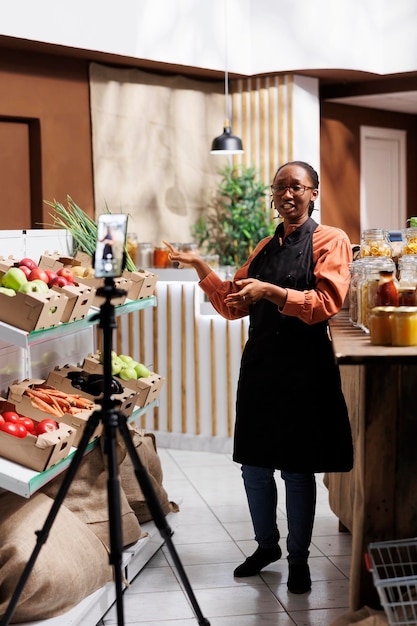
(233, 545, 282, 577)
(287, 562, 311, 594)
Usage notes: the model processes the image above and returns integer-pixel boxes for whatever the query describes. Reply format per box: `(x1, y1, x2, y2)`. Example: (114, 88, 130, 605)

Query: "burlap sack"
(119, 427, 179, 523)
(41, 442, 143, 549)
(330, 606, 388, 626)
(0, 491, 113, 623)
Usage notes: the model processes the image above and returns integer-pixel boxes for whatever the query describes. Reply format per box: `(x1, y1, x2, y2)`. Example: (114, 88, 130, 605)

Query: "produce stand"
(0, 401, 157, 498)
(326, 310, 417, 611)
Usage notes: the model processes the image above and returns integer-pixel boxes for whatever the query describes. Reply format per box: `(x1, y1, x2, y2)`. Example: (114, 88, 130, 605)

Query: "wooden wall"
(320, 102, 417, 244)
(0, 48, 94, 228)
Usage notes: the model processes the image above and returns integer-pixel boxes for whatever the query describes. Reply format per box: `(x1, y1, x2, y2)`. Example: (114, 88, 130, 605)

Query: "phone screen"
(94, 214, 128, 278)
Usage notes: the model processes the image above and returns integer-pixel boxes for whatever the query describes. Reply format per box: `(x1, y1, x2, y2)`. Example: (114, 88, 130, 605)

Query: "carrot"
(30, 396, 63, 417)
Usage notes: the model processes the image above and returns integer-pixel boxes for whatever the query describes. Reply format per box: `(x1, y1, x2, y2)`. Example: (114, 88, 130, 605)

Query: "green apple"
(19, 279, 50, 294)
(119, 366, 138, 381)
(111, 356, 123, 376)
(135, 362, 151, 378)
(0, 287, 16, 297)
(119, 354, 134, 365)
(1, 267, 28, 291)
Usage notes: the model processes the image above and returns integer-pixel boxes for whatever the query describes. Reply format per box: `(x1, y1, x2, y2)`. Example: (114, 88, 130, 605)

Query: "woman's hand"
(162, 240, 213, 280)
(224, 278, 288, 309)
(224, 279, 266, 307)
(162, 240, 197, 268)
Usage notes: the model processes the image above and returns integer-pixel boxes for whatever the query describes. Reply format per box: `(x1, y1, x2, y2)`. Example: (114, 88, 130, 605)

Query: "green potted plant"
(192, 164, 275, 267)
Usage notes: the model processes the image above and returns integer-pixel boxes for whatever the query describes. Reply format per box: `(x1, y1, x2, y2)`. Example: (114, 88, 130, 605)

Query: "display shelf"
(0, 295, 157, 351)
(0, 401, 158, 498)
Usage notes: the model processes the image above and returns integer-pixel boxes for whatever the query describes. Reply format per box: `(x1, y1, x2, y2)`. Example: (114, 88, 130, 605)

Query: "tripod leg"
(117, 415, 211, 626)
(0, 409, 102, 626)
(102, 410, 126, 626)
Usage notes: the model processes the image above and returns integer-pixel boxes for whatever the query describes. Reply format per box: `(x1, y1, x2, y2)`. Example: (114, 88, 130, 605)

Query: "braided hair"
(274, 161, 319, 216)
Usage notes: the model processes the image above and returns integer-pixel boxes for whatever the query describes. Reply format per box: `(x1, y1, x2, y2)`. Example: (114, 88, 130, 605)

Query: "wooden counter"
(327, 311, 417, 610)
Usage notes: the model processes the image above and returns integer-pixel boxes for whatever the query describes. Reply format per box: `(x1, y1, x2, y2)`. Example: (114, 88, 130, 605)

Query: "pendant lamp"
(210, 6, 244, 155)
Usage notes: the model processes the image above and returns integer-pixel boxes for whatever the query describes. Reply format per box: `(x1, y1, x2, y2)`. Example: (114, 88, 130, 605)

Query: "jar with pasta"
(360, 228, 393, 258)
(401, 227, 417, 255)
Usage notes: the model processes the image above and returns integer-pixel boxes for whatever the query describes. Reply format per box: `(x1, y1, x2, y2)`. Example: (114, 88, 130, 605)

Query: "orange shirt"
(199, 223, 352, 325)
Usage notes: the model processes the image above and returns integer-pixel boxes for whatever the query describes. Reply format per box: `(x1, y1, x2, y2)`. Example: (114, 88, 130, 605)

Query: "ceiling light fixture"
(210, 3, 244, 155)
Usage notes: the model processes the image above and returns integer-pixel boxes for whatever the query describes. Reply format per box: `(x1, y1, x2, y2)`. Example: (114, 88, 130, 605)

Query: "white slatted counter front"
(115, 269, 249, 453)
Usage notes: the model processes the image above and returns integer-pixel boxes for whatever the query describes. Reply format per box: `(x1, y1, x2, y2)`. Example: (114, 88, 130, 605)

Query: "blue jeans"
(241, 464, 317, 563)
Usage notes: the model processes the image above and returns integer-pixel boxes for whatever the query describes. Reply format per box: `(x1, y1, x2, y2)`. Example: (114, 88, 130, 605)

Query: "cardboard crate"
(51, 283, 96, 323)
(0, 398, 77, 471)
(122, 270, 158, 301)
(46, 365, 140, 417)
(0, 289, 69, 332)
(8, 379, 102, 447)
(76, 276, 130, 307)
(83, 354, 164, 408)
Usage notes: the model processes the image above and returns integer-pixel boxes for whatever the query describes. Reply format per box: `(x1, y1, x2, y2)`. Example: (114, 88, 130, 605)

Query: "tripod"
(1, 277, 210, 626)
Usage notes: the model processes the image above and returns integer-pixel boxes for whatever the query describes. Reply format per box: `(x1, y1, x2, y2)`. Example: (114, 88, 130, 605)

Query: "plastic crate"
(367, 538, 417, 625)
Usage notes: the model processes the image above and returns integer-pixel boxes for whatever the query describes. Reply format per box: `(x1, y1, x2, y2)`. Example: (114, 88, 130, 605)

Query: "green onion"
(44, 195, 137, 272)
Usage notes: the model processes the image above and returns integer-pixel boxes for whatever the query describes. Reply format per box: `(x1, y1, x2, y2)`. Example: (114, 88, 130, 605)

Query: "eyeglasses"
(270, 184, 315, 196)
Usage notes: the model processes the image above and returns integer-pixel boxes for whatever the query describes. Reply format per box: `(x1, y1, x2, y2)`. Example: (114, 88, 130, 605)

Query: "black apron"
(233, 218, 353, 472)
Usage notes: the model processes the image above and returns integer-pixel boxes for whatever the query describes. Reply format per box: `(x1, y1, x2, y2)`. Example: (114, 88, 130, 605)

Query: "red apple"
(28, 268, 49, 283)
(56, 267, 74, 283)
(18, 265, 32, 278)
(44, 270, 58, 286)
(19, 257, 38, 270)
(50, 275, 70, 288)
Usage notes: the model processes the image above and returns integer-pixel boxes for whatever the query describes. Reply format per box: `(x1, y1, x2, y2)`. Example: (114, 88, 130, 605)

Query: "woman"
(163, 161, 353, 594)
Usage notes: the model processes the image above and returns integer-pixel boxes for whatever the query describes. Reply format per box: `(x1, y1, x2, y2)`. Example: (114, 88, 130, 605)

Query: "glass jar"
(374, 268, 399, 307)
(360, 228, 393, 258)
(369, 306, 396, 346)
(362, 257, 396, 332)
(398, 254, 417, 305)
(401, 227, 417, 255)
(391, 306, 417, 346)
(136, 243, 154, 269)
(153, 245, 169, 269)
(349, 259, 367, 326)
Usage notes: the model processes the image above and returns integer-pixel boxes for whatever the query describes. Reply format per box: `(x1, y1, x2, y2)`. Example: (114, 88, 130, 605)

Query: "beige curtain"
(89, 62, 230, 245)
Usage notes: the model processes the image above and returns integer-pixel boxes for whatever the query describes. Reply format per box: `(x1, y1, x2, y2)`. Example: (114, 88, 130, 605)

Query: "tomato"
(35, 419, 59, 435)
(19, 416, 35, 433)
(2, 411, 21, 423)
(0, 415, 4, 425)
(0, 421, 27, 437)
(28, 268, 49, 283)
(56, 267, 74, 283)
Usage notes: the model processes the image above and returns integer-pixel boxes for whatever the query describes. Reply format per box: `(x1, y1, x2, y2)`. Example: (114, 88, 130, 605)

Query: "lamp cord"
(224, 0, 230, 124)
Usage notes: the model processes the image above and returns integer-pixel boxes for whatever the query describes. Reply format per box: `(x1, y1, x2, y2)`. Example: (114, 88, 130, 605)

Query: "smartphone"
(94, 213, 128, 278)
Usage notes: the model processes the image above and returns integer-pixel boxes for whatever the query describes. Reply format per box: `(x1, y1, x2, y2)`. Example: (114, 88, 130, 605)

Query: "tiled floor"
(102, 448, 352, 626)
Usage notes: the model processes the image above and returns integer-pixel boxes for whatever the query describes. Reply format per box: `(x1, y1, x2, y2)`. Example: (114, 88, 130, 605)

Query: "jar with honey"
(391, 306, 417, 346)
(360, 228, 393, 258)
(369, 306, 396, 346)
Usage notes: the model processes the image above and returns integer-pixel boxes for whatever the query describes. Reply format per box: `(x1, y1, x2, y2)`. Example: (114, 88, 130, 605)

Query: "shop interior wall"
(320, 101, 417, 245)
(0, 48, 94, 230)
